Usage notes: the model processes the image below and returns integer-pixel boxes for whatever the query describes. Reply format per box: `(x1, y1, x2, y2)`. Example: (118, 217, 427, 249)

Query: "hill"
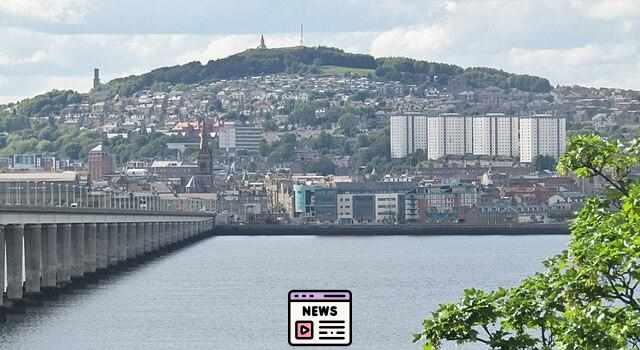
(105, 46, 552, 97)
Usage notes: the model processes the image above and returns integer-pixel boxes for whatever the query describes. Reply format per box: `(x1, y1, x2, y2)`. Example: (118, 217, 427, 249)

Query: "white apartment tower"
(519, 114, 566, 163)
(426, 113, 473, 160)
(472, 113, 520, 157)
(390, 114, 427, 159)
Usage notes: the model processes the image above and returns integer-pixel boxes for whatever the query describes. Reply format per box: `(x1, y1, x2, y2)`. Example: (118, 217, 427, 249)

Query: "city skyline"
(1, 0, 639, 104)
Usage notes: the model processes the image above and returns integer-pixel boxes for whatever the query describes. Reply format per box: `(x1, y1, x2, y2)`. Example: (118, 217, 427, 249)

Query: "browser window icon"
(288, 290, 352, 346)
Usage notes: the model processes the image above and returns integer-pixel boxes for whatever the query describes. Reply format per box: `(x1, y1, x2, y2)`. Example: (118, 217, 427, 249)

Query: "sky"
(0, 0, 639, 104)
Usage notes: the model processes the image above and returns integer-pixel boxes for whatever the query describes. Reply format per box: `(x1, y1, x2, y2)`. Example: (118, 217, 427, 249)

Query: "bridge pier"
(24, 224, 42, 295)
(135, 223, 143, 258)
(107, 223, 118, 267)
(152, 222, 160, 251)
(97, 223, 108, 270)
(84, 223, 97, 275)
(41, 224, 58, 291)
(144, 222, 152, 254)
(127, 223, 136, 261)
(153, 222, 161, 251)
(117, 223, 127, 263)
(6, 224, 24, 301)
(57, 223, 72, 285)
(0, 225, 5, 308)
(70, 223, 84, 279)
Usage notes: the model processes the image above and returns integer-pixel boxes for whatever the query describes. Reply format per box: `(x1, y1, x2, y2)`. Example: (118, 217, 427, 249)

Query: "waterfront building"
(390, 114, 427, 159)
(426, 113, 473, 160)
(404, 183, 479, 223)
(519, 114, 566, 163)
(472, 113, 520, 157)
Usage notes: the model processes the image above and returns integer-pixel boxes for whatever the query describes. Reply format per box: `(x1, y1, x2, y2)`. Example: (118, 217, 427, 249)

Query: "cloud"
(571, 0, 640, 20)
(0, 0, 90, 24)
(0, 0, 639, 103)
(370, 25, 450, 59)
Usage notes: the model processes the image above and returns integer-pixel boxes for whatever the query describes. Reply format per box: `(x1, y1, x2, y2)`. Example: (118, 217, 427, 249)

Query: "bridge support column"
(151, 222, 159, 250)
(144, 222, 152, 253)
(24, 224, 42, 295)
(107, 223, 118, 266)
(70, 223, 84, 279)
(96, 223, 108, 270)
(169, 222, 175, 245)
(56, 223, 72, 284)
(149, 222, 157, 251)
(127, 223, 136, 260)
(0, 225, 5, 307)
(160, 222, 171, 248)
(84, 223, 97, 274)
(136, 223, 145, 257)
(117, 223, 127, 263)
(41, 224, 58, 290)
(180, 222, 186, 242)
(5, 224, 24, 300)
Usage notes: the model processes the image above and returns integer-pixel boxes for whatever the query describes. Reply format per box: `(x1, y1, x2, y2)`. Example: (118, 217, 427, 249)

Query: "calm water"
(0, 235, 568, 350)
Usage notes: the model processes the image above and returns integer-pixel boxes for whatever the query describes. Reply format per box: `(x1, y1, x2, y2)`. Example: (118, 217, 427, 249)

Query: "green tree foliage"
(304, 157, 336, 176)
(63, 143, 82, 160)
(462, 67, 552, 93)
(290, 101, 317, 126)
(106, 47, 376, 96)
(260, 133, 298, 164)
(375, 57, 463, 85)
(104, 47, 551, 97)
(337, 113, 359, 137)
(414, 134, 640, 349)
(534, 155, 557, 172)
(13, 90, 82, 118)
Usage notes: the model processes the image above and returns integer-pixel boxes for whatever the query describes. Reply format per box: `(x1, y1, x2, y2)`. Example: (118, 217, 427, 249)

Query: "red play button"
(295, 321, 314, 339)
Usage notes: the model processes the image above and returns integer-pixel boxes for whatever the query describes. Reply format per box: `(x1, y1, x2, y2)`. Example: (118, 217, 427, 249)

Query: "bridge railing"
(0, 181, 214, 213)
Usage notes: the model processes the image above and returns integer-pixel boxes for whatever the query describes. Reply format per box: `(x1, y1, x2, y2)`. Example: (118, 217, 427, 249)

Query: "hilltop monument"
(257, 35, 267, 49)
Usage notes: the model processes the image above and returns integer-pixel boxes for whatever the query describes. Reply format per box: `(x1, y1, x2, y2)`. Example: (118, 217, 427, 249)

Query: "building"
(472, 113, 520, 157)
(426, 113, 473, 160)
(405, 183, 479, 223)
(88, 145, 113, 183)
(218, 122, 262, 153)
(93, 68, 100, 89)
(335, 182, 416, 224)
(390, 114, 427, 159)
(0, 171, 79, 206)
(519, 114, 566, 163)
(9, 153, 56, 171)
(186, 117, 216, 193)
(292, 184, 337, 223)
(197, 117, 212, 175)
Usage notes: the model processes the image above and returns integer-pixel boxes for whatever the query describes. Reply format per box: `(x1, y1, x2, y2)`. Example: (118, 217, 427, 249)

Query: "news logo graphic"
(288, 290, 352, 346)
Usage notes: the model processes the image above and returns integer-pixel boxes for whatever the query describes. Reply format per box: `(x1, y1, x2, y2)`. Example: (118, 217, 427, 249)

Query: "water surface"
(0, 235, 568, 350)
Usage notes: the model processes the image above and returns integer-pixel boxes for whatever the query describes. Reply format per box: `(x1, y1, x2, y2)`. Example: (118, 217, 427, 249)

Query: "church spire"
(197, 116, 212, 175)
(258, 34, 267, 49)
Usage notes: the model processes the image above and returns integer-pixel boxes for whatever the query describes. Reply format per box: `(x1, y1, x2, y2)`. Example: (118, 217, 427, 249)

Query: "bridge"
(0, 199, 215, 319)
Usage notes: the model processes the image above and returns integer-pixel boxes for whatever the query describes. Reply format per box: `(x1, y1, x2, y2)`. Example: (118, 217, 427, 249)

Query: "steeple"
(197, 117, 212, 175)
(258, 34, 267, 49)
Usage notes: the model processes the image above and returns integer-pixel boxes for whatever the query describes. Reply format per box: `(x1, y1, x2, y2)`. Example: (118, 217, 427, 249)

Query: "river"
(0, 235, 568, 349)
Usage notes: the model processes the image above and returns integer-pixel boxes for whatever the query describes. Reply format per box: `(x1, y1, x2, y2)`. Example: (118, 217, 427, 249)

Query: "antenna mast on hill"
(300, 24, 304, 47)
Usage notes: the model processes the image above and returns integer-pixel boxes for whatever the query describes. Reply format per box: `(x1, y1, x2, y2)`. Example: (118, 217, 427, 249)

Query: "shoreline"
(215, 223, 570, 236)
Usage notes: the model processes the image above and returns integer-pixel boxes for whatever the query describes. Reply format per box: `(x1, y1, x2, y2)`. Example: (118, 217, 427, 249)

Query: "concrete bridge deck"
(0, 206, 215, 320)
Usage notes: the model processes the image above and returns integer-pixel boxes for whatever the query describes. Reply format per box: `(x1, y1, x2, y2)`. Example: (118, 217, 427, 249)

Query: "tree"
(337, 113, 358, 137)
(64, 143, 82, 160)
(414, 134, 640, 349)
(535, 155, 556, 172)
(304, 157, 336, 176)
